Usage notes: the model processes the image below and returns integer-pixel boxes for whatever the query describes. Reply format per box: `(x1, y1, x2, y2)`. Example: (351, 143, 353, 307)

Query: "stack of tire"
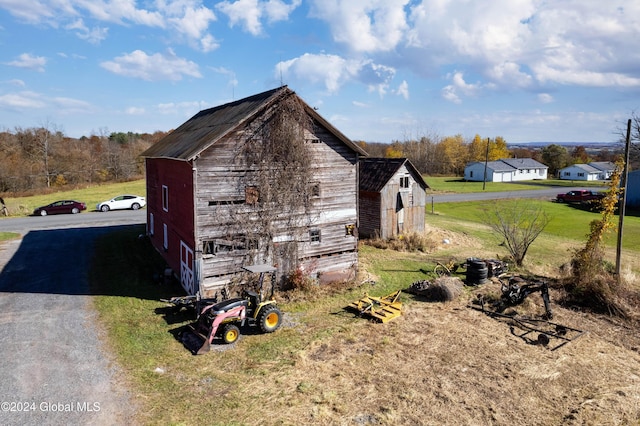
(465, 258, 488, 285)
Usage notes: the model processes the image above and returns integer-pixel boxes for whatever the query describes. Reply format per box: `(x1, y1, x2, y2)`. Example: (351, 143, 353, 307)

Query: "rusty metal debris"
(470, 275, 585, 350)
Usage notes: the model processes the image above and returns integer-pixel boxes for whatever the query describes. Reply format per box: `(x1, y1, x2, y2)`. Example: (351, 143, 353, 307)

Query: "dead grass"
(94, 224, 640, 426)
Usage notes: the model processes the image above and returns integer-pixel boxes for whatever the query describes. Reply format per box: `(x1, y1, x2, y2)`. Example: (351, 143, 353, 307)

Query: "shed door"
(180, 241, 195, 295)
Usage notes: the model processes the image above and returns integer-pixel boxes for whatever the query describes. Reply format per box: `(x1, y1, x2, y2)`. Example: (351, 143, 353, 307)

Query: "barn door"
(180, 241, 195, 295)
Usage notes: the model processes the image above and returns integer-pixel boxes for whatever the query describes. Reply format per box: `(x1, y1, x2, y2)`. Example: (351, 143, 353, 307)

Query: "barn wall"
(192, 119, 359, 295)
(358, 191, 381, 238)
(145, 158, 195, 292)
(379, 165, 426, 239)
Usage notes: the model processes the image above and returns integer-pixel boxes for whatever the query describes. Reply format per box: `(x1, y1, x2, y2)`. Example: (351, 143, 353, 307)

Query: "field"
(3, 178, 639, 425)
(90, 200, 639, 425)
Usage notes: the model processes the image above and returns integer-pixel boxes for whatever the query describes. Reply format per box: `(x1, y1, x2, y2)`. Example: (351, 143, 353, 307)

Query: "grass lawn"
(0, 179, 146, 216)
(425, 176, 608, 193)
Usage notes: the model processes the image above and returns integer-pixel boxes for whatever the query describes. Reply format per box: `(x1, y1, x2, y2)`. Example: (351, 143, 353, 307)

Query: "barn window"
(400, 176, 410, 188)
(310, 229, 321, 243)
(162, 185, 169, 212)
(148, 213, 154, 236)
(245, 186, 259, 204)
(202, 236, 258, 256)
(163, 223, 168, 251)
(311, 182, 321, 197)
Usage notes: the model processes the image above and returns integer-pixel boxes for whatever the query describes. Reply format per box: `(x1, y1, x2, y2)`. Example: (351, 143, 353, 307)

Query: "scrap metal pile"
(471, 275, 585, 350)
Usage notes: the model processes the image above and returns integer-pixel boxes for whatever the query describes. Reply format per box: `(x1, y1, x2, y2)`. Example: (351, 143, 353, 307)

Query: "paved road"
(427, 187, 595, 203)
(0, 211, 145, 425)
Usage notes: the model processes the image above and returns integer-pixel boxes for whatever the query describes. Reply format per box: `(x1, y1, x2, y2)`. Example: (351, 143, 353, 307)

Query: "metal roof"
(140, 86, 367, 161)
(359, 157, 429, 192)
(499, 158, 548, 170)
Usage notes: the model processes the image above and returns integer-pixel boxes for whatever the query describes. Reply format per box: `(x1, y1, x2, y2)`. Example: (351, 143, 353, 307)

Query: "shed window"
(310, 229, 321, 243)
(162, 185, 169, 212)
(400, 176, 410, 188)
(578, 172, 585, 177)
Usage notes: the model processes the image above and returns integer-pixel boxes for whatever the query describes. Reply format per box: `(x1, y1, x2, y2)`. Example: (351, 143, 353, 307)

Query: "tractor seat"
(210, 298, 248, 314)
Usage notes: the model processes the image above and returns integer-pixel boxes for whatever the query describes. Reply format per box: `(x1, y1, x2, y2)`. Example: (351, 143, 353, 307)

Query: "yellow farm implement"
(346, 290, 403, 323)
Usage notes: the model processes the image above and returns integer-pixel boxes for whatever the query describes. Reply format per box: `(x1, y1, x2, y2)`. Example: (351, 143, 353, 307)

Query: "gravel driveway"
(0, 225, 137, 425)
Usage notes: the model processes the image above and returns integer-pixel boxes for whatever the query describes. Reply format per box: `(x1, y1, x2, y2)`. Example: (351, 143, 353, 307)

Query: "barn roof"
(359, 158, 429, 192)
(140, 86, 367, 161)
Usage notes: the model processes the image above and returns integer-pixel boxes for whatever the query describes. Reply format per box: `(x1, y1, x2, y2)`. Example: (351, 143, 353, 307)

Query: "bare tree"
(480, 200, 550, 267)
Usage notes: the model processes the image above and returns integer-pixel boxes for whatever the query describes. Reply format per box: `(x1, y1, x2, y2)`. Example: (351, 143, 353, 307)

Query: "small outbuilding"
(359, 158, 429, 239)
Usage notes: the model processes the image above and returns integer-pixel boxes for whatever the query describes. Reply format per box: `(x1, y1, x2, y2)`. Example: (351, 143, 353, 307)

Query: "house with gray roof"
(464, 158, 548, 182)
(559, 161, 616, 180)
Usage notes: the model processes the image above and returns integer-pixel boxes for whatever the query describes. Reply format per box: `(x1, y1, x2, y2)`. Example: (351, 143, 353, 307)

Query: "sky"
(1, 1, 639, 144)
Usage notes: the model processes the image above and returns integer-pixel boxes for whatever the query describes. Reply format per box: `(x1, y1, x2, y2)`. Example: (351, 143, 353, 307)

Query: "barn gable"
(141, 86, 367, 297)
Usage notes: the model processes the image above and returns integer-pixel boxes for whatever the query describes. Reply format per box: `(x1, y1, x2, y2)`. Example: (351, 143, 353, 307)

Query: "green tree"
(541, 144, 569, 177)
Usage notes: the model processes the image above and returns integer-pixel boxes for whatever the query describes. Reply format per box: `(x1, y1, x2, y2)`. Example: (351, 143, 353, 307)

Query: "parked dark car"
(33, 200, 87, 216)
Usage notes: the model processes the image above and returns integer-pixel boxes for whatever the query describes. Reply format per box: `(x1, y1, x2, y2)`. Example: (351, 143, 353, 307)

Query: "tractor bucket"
(196, 338, 211, 355)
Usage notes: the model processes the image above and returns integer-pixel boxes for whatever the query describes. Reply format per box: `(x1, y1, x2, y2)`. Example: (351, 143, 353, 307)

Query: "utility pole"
(482, 138, 490, 191)
(615, 119, 631, 282)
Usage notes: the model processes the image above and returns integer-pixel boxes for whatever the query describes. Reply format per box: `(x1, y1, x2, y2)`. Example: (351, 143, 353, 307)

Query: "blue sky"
(1, 1, 639, 144)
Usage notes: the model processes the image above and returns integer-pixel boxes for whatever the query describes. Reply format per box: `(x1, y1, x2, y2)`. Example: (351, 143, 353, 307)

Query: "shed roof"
(359, 158, 429, 192)
(141, 86, 367, 161)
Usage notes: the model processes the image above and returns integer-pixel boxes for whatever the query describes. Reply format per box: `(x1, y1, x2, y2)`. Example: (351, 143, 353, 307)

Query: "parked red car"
(33, 200, 87, 216)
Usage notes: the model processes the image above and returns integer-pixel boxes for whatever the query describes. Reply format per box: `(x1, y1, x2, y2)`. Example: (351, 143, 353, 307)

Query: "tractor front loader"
(175, 265, 283, 354)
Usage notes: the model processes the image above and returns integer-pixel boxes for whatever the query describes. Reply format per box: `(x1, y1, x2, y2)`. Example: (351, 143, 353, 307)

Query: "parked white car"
(97, 195, 146, 212)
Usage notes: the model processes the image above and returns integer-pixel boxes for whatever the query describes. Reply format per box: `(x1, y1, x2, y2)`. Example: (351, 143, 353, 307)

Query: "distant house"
(359, 158, 429, 239)
(626, 170, 640, 208)
(140, 86, 367, 297)
(559, 161, 616, 180)
(464, 158, 548, 182)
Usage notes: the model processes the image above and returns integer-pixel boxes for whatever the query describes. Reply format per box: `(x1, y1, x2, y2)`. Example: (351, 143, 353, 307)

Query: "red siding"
(146, 158, 195, 276)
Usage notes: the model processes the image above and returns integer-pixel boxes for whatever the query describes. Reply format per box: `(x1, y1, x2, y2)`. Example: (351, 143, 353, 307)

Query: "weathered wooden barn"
(141, 86, 367, 297)
(358, 158, 429, 239)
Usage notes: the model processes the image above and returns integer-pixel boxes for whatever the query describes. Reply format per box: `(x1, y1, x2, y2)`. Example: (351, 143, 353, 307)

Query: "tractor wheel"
(258, 305, 282, 333)
(221, 323, 240, 344)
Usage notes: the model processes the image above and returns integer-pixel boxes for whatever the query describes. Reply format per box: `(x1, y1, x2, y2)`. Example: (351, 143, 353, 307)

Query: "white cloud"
(395, 80, 409, 100)
(538, 93, 554, 103)
(0, 91, 47, 109)
(309, 0, 409, 52)
(278, 53, 398, 94)
(65, 19, 108, 44)
(217, 0, 300, 36)
(0, 90, 90, 113)
(441, 72, 491, 103)
(100, 49, 202, 81)
(7, 53, 47, 72)
(125, 106, 146, 115)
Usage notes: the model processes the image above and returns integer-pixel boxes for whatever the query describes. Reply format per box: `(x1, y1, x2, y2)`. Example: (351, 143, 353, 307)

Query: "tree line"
(0, 125, 167, 194)
(2, 116, 638, 196)
(357, 134, 626, 177)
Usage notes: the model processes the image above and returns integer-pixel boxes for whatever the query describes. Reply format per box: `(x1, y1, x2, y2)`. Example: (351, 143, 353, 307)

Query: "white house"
(464, 158, 548, 182)
(559, 161, 616, 181)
